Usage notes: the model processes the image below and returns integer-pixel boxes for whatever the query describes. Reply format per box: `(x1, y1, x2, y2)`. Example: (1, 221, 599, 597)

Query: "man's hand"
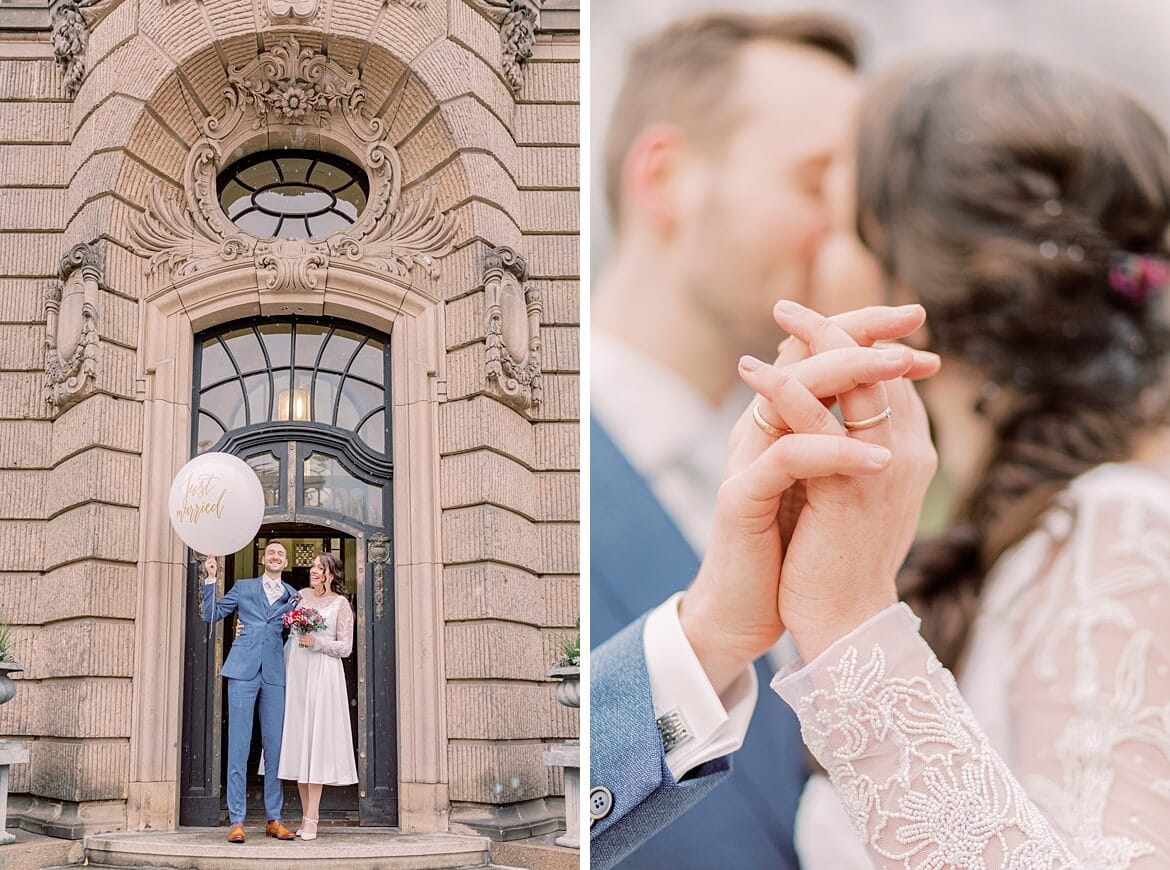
(679, 304, 938, 695)
(204, 556, 218, 580)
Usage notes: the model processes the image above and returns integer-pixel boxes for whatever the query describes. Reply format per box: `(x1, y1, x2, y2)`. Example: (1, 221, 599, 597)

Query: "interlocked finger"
(772, 301, 891, 438)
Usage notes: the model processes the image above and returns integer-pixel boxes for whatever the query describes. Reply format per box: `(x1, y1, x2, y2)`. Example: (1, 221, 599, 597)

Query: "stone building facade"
(0, 0, 579, 843)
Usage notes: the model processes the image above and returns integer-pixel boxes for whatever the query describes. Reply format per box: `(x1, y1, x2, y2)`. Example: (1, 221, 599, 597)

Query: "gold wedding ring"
(752, 403, 791, 438)
(843, 406, 893, 431)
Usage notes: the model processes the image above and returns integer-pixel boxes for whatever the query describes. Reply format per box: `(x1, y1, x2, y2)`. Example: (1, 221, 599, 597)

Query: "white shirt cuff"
(643, 592, 758, 782)
(203, 580, 216, 585)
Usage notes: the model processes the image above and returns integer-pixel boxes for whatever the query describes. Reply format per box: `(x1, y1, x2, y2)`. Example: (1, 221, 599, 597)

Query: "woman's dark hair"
(856, 53, 1170, 670)
(316, 552, 345, 595)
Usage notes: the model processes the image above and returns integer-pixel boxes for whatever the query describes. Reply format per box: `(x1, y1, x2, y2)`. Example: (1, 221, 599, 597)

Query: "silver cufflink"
(656, 708, 692, 754)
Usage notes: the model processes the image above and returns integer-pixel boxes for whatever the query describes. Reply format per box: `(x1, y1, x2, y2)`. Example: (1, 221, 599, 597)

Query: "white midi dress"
(278, 591, 359, 786)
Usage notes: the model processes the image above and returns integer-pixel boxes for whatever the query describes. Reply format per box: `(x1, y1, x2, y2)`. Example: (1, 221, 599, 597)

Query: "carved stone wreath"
(130, 36, 458, 290)
(45, 242, 103, 415)
(482, 246, 542, 411)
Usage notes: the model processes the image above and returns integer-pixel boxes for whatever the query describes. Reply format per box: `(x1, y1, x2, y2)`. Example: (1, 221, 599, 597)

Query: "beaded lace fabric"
(774, 461, 1170, 868)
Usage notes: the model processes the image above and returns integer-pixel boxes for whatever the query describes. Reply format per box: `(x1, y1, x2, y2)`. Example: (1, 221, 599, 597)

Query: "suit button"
(589, 786, 613, 824)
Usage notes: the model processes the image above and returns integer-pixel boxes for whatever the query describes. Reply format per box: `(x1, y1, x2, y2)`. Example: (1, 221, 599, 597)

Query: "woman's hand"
(679, 307, 937, 694)
(740, 302, 938, 662)
(298, 634, 315, 648)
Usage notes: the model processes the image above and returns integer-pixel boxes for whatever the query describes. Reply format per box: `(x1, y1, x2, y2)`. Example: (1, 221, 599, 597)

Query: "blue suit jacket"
(590, 418, 808, 869)
(202, 577, 298, 685)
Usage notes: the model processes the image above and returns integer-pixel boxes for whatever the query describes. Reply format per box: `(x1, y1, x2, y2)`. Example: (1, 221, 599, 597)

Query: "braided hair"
(856, 53, 1170, 670)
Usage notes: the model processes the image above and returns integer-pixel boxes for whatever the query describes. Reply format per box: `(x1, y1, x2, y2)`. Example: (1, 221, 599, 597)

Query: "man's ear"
(620, 123, 692, 238)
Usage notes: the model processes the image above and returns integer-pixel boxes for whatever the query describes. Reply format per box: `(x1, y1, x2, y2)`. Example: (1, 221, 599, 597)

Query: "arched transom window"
(194, 319, 389, 457)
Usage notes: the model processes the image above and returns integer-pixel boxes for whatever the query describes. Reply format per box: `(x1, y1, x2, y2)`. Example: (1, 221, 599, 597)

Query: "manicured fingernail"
(774, 300, 802, 314)
(866, 445, 891, 466)
(739, 354, 764, 372)
(897, 303, 923, 313)
(881, 347, 908, 361)
(912, 350, 940, 362)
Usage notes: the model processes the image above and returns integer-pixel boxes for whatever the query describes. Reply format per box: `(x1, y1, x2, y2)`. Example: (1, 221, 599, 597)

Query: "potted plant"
(548, 621, 580, 708)
(0, 624, 21, 706)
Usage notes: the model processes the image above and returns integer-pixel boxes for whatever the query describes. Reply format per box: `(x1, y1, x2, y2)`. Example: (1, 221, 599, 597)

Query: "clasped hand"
(679, 302, 939, 693)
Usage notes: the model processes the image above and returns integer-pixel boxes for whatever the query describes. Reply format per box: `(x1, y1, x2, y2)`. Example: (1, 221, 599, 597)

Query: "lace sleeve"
(315, 599, 354, 658)
(772, 470, 1170, 868)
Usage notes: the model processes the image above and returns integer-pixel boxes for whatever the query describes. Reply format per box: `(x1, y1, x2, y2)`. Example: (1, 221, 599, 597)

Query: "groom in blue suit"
(590, 10, 861, 866)
(202, 541, 299, 843)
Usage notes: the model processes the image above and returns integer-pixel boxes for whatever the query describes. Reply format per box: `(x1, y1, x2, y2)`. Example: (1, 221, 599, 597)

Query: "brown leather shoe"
(266, 820, 295, 840)
(227, 823, 245, 843)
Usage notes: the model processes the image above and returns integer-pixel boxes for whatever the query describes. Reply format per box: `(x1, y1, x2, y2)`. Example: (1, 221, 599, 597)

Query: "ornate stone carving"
(367, 534, 391, 621)
(130, 37, 458, 288)
(50, 1, 99, 98)
(482, 246, 542, 411)
(484, 0, 540, 93)
(263, 0, 318, 22)
(390, 0, 428, 7)
(44, 242, 103, 414)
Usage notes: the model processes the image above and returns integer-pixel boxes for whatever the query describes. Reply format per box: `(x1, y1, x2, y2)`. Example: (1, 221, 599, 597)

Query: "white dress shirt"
(261, 573, 283, 605)
(592, 332, 747, 554)
(593, 331, 759, 780)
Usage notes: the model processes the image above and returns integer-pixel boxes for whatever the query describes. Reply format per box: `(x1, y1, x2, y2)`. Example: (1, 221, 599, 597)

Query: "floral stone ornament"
(130, 36, 458, 289)
(482, 246, 543, 412)
(45, 242, 103, 415)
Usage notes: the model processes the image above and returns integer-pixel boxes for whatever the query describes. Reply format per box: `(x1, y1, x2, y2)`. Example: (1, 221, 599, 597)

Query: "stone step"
(76, 828, 504, 870)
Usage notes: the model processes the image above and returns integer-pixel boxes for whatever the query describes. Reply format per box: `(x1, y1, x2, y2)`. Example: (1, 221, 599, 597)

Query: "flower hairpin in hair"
(1108, 252, 1170, 304)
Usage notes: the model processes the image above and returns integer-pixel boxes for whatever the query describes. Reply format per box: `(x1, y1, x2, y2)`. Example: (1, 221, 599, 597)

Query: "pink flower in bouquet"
(283, 606, 326, 635)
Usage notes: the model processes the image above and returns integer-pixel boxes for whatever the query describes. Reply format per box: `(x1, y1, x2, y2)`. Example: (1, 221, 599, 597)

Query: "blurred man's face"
(677, 43, 859, 360)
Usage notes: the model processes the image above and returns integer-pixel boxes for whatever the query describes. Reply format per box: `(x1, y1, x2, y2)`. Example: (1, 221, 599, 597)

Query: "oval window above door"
(217, 150, 370, 240)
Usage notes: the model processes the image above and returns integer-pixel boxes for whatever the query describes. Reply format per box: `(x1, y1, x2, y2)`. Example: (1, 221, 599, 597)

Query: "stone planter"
(0, 661, 24, 845)
(548, 664, 579, 708)
(0, 662, 22, 707)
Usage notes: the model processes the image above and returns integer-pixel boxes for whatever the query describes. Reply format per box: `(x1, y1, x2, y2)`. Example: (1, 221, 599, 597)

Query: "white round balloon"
(168, 452, 266, 555)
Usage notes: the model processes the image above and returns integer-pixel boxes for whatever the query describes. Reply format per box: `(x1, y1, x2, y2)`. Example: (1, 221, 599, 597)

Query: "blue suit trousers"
(226, 674, 285, 824)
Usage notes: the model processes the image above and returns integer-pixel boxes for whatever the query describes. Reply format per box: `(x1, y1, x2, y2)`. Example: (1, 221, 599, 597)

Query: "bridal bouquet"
(283, 607, 326, 635)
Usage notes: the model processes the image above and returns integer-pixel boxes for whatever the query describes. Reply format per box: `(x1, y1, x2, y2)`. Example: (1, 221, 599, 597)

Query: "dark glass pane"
(335, 182, 367, 219)
(245, 451, 281, 508)
(238, 159, 280, 189)
(307, 212, 350, 237)
(358, 409, 385, 454)
(336, 379, 383, 431)
(243, 373, 271, 424)
(313, 160, 356, 193)
(271, 367, 292, 421)
(294, 323, 329, 367)
(236, 209, 278, 239)
(318, 328, 362, 372)
(348, 340, 385, 385)
(279, 157, 313, 183)
(254, 186, 333, 218)
(279, 216, 311, 240)
(199, 381, 248, 431)
(221, 327, 265, 375)
(221, 180, 251, 219)
(257, 322, 291, 369)
(199, 338, 234, 387)
(302, 452, 382, 526)
(196, 412, 225, 454)
(311, 371, 340, 425)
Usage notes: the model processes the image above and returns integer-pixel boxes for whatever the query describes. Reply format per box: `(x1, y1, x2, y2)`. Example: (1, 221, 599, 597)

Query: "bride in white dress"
(748, 54, 1170, 868)
(279, 552, 358, 840)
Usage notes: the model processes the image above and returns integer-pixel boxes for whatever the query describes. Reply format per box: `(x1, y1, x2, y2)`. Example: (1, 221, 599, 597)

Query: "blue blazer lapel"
(590, 417, 700, 645)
